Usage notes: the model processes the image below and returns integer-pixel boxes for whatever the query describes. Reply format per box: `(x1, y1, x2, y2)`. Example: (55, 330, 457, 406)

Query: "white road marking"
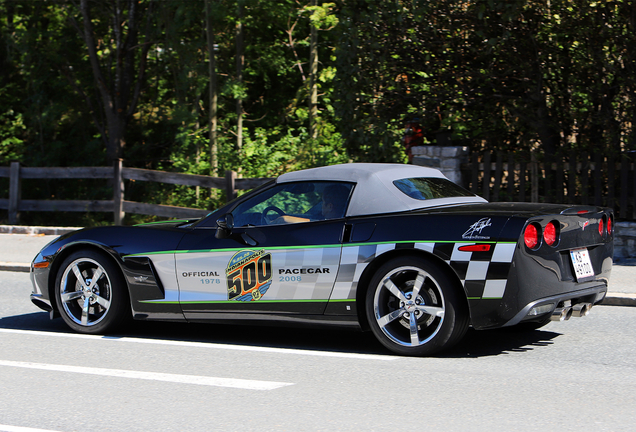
(0, 328, 397, 360)
(0, 425, 62, 432)
(0, 360, 292, 390)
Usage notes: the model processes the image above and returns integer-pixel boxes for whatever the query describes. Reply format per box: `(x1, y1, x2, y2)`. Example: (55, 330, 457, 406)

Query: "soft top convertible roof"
(277, 163, 486, 217)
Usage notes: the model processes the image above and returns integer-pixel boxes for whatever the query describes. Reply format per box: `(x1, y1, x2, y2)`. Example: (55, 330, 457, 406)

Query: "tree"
(332, 0, 636, 161)
(65, 0, 157, 164)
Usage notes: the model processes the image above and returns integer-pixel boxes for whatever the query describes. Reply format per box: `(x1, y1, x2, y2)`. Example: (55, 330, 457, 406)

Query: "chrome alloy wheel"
(373, 266, 446, 347)
(59, 258, 112, 327)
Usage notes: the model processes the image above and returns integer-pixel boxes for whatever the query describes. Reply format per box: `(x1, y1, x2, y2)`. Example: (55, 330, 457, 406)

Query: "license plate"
(570, 248, 595, 281)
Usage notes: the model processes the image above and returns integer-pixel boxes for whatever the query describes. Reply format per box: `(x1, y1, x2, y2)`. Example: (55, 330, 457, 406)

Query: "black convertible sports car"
(30, 163, 614, 355)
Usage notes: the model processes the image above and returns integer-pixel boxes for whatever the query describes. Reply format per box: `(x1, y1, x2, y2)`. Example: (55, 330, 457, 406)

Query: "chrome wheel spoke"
(60, 290, 83, 303)
(80, 296, 91, 326)
(412, 272, 426, 298)
(377, 309, 404, 328)
(71, 264, 85, 287)
(409, 312, 420, 345)
(87, 267, 104, 290)
(383, 279, 407, 302)
(416, 305, 445, 318)
(93, 294, 110, 309)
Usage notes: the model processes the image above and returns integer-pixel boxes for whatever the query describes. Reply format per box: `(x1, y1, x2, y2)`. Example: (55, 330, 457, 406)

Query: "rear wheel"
(55, 249, 129, 334)
(366, 257, 468, 356)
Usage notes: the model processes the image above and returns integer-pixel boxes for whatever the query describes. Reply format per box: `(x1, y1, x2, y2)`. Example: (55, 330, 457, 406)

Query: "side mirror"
(215, 214, 234, 239)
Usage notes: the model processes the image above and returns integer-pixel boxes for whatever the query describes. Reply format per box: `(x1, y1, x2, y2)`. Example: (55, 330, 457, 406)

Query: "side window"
(232, 182, 353, 227)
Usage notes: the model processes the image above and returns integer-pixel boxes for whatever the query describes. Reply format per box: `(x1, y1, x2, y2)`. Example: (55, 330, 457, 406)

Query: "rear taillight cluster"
(599, 214, 613, 237)
(524, 221, 560, 250)
(525, 214, 613, 250)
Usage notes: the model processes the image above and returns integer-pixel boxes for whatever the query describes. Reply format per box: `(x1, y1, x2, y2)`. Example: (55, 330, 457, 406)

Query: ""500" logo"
(226, 249, 272, 302)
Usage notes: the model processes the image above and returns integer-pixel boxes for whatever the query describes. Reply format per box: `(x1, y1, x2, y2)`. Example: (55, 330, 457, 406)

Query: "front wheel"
(55, 249, 129, 334)
(366, 257, 468, 356)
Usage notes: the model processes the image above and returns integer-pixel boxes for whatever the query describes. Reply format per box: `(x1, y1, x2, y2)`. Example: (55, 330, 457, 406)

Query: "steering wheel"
(262, 205, 285, 223)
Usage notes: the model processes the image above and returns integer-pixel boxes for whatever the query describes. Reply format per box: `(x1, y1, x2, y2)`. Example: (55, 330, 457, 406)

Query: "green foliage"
(1, 0, 635, 226)
(304, 2, 339, 30)
(0, 110, 25, 164)
(333, 0, 636, 158)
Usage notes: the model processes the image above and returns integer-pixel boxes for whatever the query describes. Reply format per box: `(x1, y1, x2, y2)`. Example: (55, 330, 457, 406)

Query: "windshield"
(231, 181, 353, 227)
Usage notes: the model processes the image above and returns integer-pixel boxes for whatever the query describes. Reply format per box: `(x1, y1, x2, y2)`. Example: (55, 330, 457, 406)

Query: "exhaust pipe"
(551, 307, 573, 321)
(572, 303, 592, 317)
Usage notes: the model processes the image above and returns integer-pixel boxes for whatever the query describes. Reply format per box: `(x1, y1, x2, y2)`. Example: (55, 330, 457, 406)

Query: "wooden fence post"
(531, 152, 539, 203)
(492, 152, 503, 202)
(519, 157, 527, 202)
(470, 153, 479, 194)
(581, 152, 590, 205)
(8, 161, 21, 224)
(482, 152, 491, 201)
(568, 151, 576, 204)
(607, 153, 616, 210)
(113, 159, 125, 225)
(544, 153, 552, 203)
(620, 154, 628, 219)
(594, 153, 603, 206)
(225, 170, 237, 202)
(506, 154, 514, 201)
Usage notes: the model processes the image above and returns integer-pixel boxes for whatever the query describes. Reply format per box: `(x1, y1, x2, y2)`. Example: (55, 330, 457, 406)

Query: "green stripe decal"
(124, 240, 516, 258)
(140, 299, 351, 304)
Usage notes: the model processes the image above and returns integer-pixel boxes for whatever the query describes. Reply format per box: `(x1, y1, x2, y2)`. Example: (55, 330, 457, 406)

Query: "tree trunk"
(309, 0, 318, 141)
(235, 0, 244, 152)
(76, 0, 153, 165)
(206, 0, 218, 178)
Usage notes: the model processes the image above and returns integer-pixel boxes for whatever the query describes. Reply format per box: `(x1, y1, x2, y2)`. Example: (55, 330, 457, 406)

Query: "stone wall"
(411, 145, 469, 185)
(615, 222, 636, 263)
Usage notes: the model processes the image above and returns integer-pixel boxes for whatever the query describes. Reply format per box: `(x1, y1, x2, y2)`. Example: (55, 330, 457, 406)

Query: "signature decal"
(226, 249, 272, 301)
(462, 217, 492, 240)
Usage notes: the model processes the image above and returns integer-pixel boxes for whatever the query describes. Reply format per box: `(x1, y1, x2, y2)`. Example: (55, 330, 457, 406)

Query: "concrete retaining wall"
(411, 145, 469, 184)
(615, 222, 636, 263)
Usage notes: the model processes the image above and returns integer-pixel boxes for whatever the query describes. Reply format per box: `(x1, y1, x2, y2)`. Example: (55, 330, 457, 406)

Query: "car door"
(175, 181, 353, 319)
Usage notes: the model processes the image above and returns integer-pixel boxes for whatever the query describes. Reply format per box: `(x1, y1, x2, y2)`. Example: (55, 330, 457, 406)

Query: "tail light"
(607, 215, 613, 236)
(544, 221, 558, 246)
(524, 223, 540, 249)
(598, 217, 604, 236)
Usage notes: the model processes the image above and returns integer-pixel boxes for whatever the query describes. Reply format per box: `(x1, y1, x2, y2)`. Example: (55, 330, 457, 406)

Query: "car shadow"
(441, 327, 560, 358)
(0, 312, 561, 359)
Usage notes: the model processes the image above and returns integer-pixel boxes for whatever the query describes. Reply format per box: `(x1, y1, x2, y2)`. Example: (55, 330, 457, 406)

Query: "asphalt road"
(1, 270, 636, 432)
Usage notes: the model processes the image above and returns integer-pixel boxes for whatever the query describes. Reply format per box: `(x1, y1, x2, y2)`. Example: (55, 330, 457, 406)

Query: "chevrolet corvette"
(30, 163, 614, 356)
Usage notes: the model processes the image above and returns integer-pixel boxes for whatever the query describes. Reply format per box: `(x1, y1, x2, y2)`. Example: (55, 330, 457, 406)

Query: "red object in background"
(403, 119, 424, 162)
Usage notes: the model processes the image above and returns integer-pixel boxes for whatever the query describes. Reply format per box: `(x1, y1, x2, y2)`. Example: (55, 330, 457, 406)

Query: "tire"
(55, 249, 129, 334)
(365, 257, 468, 356)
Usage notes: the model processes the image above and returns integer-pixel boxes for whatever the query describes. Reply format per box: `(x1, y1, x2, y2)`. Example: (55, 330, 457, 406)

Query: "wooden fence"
(3, 152, 635, 225)
(462, 151, 636, 220)
(0, 160, 271, 225)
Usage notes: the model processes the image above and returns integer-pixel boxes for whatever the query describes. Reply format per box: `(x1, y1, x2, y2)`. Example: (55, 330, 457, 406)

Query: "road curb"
(600, 293, 636, 307)
(0, 225, 80, 236)
(0, 263, 30, 273)
(2, 261, 634, 307)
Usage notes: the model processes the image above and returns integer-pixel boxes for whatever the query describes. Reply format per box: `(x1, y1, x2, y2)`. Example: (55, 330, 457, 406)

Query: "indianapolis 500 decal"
(226, 249, 273, 301)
